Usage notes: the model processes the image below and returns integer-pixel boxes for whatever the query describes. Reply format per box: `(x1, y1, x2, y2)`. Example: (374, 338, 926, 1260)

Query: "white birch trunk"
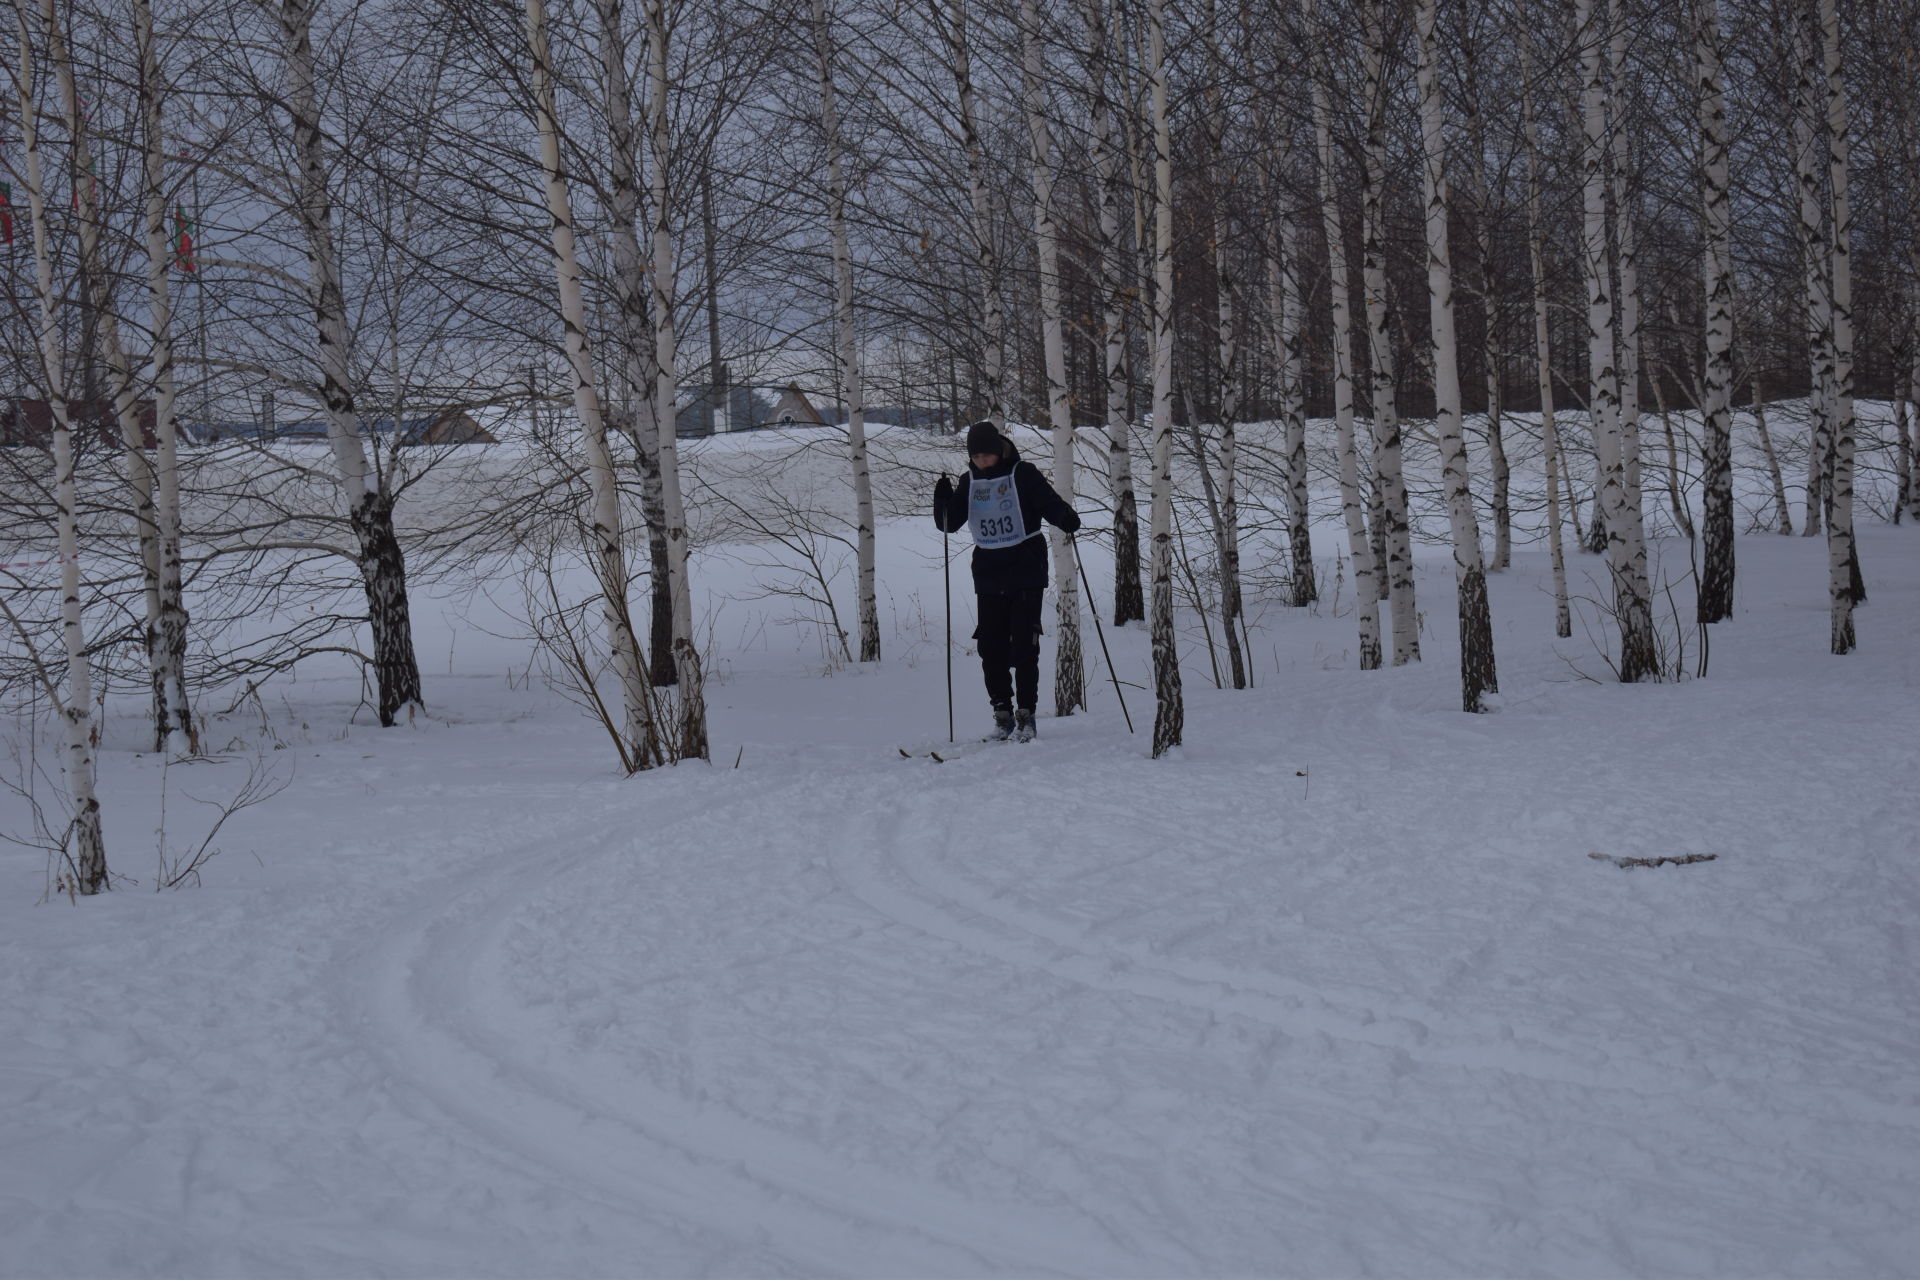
(1081, 0, 1143, 626)
(135, 0, 195, 754)
(1792, 15, 1833, 540)
(1751, 375, 1793, 535)
(528, 0, 658, 770)
(1577, 0, 1658, 680)
(1203, 0, 1245, 689)
(1607, 0, 1649, 595)
(1306, 0, 1382, 669)
(1561, 445, 1583, 552)
(1695, 0, 1737, 623)
(1360, 0, 1419, 666)
(1651, 378, 1694, 540)
(282, 0, 363, 551)
(811, 0, 879, 664)
(1458, 14, 1509, 572)
(939, 1, 1005, 432)
(1020, 0, 1084, 714)
(14, 4, 107, 891)
(1819, 0, 1859, 651)
(1147, 0, 1183, 756)
(587, 0, 674, 691)
(277, 0, 422, 726)
(1270, 176, 1316, 607)
(47, 0, 168, 751)
(1519, 0, 1570, 638)
(1416, 0, 1497, 712)
(646, 0, 708, 758)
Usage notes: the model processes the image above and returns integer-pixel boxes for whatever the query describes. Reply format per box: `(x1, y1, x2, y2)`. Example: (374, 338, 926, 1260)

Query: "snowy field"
(3, 416, 1919, 1278)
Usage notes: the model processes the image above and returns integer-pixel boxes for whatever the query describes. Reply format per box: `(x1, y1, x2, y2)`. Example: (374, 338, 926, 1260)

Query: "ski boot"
(1011, 708, 1037, 743)
(988, 701, 1015, 741)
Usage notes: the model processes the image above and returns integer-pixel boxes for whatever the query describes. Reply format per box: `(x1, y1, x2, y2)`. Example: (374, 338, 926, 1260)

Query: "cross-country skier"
(933, 420, 1081, 742)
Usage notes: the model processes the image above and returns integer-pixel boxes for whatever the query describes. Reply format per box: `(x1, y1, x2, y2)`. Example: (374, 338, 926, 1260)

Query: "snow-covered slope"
(3, 470, 1916, 1276)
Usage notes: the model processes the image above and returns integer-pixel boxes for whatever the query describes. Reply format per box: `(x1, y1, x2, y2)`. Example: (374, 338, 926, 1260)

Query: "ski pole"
(944, 525, 954, 743)
(1070, 534, 1134, 734)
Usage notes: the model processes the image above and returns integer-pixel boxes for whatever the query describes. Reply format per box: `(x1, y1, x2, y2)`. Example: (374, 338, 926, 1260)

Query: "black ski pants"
(974, 587, 1044, 710)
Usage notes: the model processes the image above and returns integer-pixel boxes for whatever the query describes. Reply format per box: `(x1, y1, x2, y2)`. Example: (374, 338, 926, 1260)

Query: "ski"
(897, 736, 1014, 762)
(899, 745, 967, 762)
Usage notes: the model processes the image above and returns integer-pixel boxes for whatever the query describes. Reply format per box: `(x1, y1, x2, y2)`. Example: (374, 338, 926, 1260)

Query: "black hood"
(969, 435, 1021, 477)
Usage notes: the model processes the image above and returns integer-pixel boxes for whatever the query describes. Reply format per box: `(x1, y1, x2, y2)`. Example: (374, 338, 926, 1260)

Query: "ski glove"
(933, 474, 953, 528)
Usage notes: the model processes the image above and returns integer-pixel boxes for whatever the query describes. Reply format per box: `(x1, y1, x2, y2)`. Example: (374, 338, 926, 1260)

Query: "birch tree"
(1306, 0, 1382, 668)
(274, 0, 423, 727)
(933, 0, 1006, 432)
(47, 0, 172, 750)
(527, 0, 659, 770)
(1416, 0, 1497, 711)
(1817, 0, 1859, 652)
(1147, 0, 1183, 755)
(1695, 0, 1737, 623)
(13, 0, 107, 892)
(1747, 373, 1793, 535)
(646, 0, 710, 757)
(1020, 0, 1085, 713)
(134, 0, 196, 753)
(1458, 8, 1510, 571)
(1607, 0, 1650, 592)
(590, 0, 676, 690)
(1201, 0, 1245, 689)
(1576, 0, 1658, 680)
(1791, 13, 1833, 540)
(1519, 0, 1570, 637)
(1268, 163, 1316, 607)
(1360, 0, 1419, 666)
(811, 0, 880, 663)
(1080, 0, 1143, 626)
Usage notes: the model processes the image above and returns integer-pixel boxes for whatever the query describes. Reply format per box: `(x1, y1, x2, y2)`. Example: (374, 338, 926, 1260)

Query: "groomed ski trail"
(339, 767, 1161, 1277)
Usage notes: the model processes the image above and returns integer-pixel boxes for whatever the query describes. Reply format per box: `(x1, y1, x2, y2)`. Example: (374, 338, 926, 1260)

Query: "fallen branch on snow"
(1587, 852, 1719, 869)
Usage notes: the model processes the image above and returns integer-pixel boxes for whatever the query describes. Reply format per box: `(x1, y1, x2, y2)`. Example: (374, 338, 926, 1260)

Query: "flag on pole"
(173, 204, 194, 273)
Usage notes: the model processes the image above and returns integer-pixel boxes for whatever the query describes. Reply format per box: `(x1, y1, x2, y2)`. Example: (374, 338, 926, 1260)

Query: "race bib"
(968, 472, 1030, 548)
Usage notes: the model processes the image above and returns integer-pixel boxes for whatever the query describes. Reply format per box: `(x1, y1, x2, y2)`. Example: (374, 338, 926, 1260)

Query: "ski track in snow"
(344, 790, 1168, 1277)
(815, 670, 1920, 1274)
(5, 509, 1920, 1277)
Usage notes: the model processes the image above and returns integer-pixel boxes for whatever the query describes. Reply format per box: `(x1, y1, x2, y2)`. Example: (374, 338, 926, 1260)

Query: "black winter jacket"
(933, 441, 1081, 594)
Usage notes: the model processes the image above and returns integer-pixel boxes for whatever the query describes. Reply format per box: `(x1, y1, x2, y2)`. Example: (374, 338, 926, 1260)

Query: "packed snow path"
(4, 527, 1919, 1277)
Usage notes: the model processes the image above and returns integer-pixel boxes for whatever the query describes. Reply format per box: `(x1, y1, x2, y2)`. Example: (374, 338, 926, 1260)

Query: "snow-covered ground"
(3, 421, 1918, 1277)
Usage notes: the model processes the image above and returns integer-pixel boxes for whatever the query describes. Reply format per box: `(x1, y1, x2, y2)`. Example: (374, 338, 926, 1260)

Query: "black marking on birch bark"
(1112, 490, 1145, 625)
(673, 638, 708, 761)
(1457, 567, 1497, 713)
(1149, 575, 1183, 758)
(350, 490, 423, 727)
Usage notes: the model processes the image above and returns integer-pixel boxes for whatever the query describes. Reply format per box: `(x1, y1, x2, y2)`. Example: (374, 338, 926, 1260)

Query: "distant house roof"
(676, 384, 830, 437)
(366, 411, 496, 445)
(768, 386, 826, 428)
(1, 398, 159, 450)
